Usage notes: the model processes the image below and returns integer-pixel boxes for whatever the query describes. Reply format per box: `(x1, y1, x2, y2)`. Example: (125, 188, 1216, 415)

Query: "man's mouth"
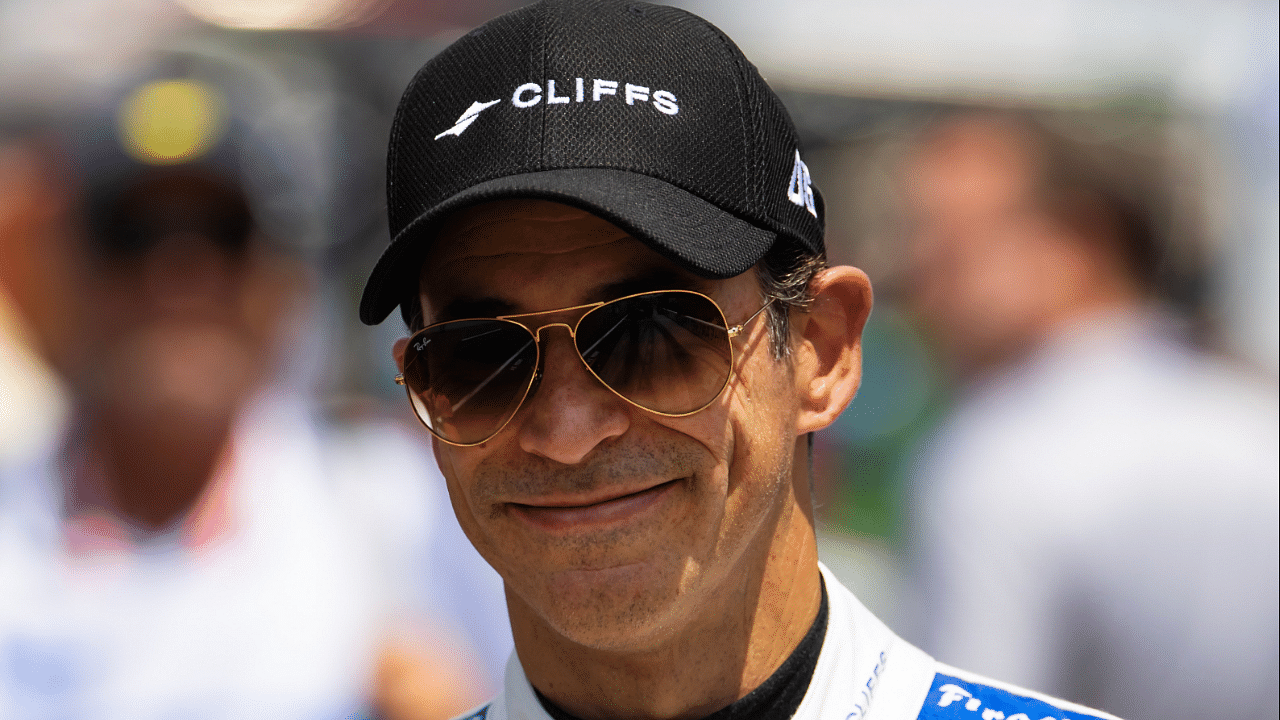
(507, 478, 682, 532)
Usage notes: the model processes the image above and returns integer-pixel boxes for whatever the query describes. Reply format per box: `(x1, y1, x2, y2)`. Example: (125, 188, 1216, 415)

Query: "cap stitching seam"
(537, 0, 551, 169)
(707, 27, 753, 216)
(385, 61, 433, 228)
(747, 75, 757, 224)
(371, 64, 435, 322)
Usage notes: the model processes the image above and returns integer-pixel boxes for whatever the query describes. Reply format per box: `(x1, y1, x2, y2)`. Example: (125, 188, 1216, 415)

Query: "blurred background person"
(0, 43, 507, 720)
(660, 9, 1277, 662)
(902, 109, 1279, 720)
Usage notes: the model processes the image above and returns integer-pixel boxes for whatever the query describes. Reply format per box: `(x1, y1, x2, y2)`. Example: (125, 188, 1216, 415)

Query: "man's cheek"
(431, 436, 452, 477)
(433, 439, 490, 485)
(433, 446, 485, 532)
(655, 397, 735, 454)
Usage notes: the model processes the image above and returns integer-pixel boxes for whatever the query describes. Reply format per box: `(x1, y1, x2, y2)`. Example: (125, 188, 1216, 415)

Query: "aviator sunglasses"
(395, 290, 773, 446)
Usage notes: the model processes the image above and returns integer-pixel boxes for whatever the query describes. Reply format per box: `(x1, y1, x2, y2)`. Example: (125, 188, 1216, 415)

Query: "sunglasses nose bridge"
(524, 320, 609, 411)
(529, 322, 577, 342)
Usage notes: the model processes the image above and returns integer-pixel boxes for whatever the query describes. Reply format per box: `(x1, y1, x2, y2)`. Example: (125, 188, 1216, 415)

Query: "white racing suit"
(451, 564, 1120, 720)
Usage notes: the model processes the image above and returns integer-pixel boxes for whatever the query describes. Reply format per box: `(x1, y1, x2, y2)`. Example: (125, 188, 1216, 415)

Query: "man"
(0, 49, 505, 720)
(358, 2, 1121, 719)
(903, 112, 1279, 720)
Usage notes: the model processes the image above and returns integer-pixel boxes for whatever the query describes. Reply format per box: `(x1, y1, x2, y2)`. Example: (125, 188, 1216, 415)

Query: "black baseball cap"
(360, 0, 825, 326)
(69, 47, 318, 258)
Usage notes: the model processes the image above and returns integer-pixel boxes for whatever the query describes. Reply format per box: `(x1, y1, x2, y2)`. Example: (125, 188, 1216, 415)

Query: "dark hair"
(755, 235, 828, 484)
(931, 110, 1166, 295)
(755, 236, 829, 359)
(1026, 118, 1162, 293)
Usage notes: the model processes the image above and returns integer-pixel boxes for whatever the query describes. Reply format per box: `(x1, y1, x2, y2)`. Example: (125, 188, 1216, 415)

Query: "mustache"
(471, 439, 705, 505)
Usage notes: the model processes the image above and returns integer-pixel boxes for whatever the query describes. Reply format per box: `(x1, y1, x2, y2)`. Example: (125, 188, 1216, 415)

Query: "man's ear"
(392, 336, 409, 374)
(794, 265, 873, 434)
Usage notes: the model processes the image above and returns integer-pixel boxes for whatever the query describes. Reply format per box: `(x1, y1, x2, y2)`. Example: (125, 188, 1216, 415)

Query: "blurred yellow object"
(118, 80, 226, 165)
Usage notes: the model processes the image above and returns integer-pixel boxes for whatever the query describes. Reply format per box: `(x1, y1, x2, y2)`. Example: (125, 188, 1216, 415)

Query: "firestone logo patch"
(922, 676, 1103, 720)
(434, 78, 679, 140)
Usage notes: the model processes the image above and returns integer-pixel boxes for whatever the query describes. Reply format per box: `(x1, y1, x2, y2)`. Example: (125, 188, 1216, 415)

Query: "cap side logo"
(435, 99, 501, 140)
(787, 150, 817, 218)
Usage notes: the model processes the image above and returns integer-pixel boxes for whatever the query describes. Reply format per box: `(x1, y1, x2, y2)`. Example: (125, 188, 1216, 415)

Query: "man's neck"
(510, 447, 823, 720)
(535, 578, 829, 720)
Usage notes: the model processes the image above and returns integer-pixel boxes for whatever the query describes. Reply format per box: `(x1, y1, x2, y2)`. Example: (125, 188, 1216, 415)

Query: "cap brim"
(359, 168, 776, 325)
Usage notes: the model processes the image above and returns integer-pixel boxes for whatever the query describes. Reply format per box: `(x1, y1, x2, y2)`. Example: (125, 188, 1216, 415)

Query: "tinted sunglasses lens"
(402, 320, 537, 444)
(576, 292, 733, 414)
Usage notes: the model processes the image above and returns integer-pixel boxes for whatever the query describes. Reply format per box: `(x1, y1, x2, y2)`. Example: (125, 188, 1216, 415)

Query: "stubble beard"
(472, 435, 723, 651)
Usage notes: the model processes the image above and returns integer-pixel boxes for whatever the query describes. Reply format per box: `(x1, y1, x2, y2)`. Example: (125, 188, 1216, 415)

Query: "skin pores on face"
(416, 200, 807, 656)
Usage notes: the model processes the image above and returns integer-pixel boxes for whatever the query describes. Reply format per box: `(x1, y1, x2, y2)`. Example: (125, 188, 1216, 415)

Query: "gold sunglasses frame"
(395, 289, 774, 447)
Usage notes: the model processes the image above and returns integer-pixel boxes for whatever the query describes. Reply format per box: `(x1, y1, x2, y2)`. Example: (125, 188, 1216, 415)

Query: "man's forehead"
(428, 199, 631, 266)
(419, 198, 718, 317)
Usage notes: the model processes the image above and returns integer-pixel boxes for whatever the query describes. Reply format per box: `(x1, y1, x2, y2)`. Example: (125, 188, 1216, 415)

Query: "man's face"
(902, 119, 1077, 373)
(414, 199, 804, 651)
(76, 176, 271, 428)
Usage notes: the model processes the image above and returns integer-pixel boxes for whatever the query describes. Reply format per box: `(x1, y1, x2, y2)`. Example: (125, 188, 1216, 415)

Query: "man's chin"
(525, 560, 692, 652)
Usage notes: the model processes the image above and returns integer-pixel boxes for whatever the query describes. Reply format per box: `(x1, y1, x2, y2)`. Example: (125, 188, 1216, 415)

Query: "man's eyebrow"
(435, 296, 517, 322)
(593, 268, 706, 301)
(430, 268, 707, 322)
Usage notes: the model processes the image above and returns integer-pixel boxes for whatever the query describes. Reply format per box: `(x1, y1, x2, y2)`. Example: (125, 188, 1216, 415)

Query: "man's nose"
(515, 327, 630, 464)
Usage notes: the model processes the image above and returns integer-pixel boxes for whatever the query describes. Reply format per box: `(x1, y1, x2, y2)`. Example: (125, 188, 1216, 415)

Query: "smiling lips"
(508, 479, 680, 533)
